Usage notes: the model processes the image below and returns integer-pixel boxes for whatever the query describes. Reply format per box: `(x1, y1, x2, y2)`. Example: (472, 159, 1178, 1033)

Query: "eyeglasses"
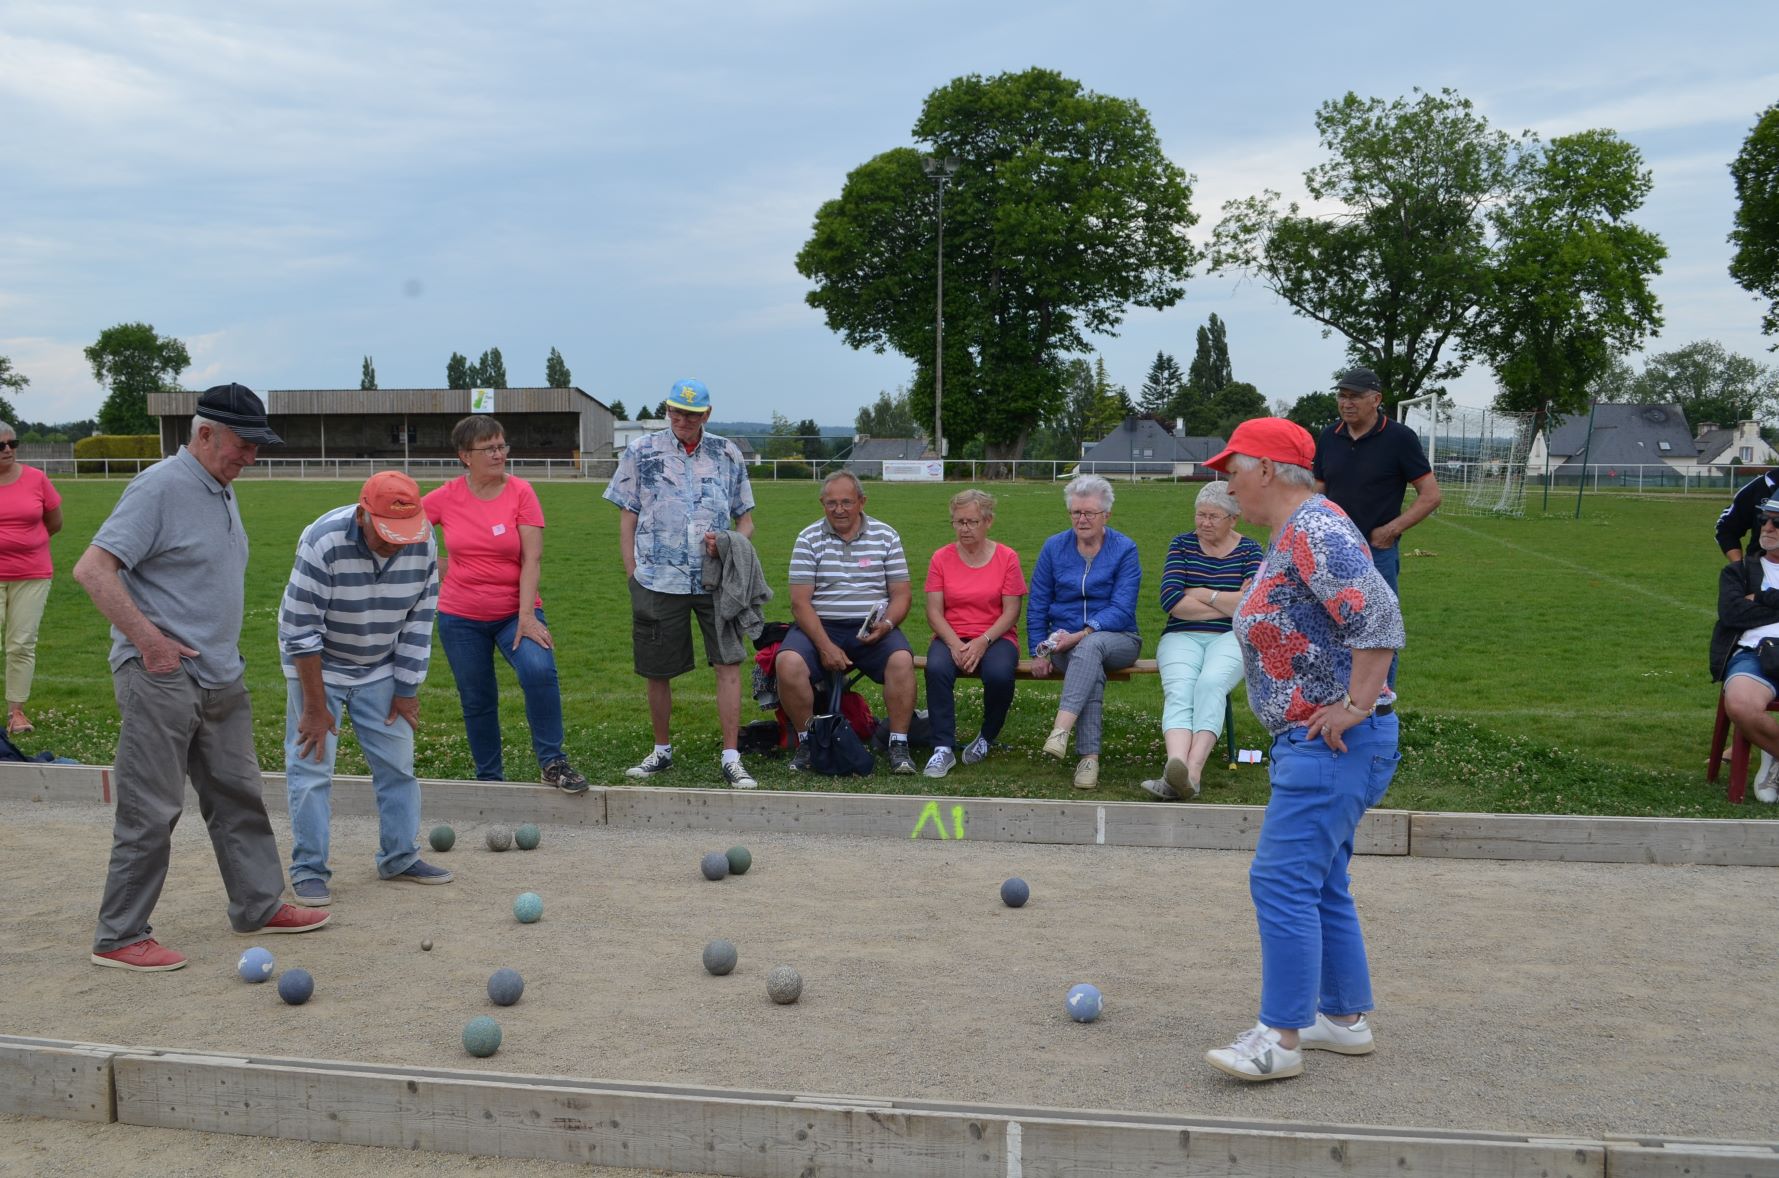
(0, 440, 17, 451)
(1762, 516, 1779, 528)
(951, 516, 985, 528)
(468, 442, 509, 455)
(1069, 509, 1107, 520)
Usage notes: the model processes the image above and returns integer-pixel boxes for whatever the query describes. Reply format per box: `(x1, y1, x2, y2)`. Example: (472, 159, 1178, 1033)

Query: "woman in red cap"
(1200, 416, 1404, 1083)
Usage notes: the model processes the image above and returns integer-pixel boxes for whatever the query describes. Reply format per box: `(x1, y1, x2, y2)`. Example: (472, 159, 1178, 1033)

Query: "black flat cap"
(195, 383, 282, 445)
(1335, 367, 1383, 394)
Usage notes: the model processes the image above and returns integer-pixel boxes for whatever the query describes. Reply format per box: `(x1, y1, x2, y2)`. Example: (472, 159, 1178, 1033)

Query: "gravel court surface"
(2, 798, 1776, 1146)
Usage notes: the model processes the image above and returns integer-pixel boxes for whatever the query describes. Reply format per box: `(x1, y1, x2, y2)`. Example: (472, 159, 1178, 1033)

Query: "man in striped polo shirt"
(279, 471, 446, 906)
(775, 471, 919, 773)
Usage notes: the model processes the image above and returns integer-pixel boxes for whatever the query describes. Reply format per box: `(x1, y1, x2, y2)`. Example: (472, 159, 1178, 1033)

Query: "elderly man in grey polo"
(75, 384, 330, 974)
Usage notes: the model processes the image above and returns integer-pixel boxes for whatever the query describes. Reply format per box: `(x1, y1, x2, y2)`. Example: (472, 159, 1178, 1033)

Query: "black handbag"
(1756, 637, 1779, 681)
(806, 681, 876, 776)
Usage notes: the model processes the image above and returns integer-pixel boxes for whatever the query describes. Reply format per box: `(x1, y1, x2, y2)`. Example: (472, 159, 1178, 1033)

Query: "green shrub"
(73, 434, 160, 475)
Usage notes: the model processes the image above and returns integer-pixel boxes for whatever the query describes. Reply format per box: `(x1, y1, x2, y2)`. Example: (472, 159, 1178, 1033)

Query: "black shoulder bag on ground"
(807, 680, 876, 777)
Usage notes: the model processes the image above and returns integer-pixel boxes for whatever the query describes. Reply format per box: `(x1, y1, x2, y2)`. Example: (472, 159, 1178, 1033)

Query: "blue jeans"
(1368, 544, 1402, 689)
(283, 675, 421, 883)
(436, 609, 565, 781)
(923, 637, 1018, 749)
(1250, 712, 1401, 1030)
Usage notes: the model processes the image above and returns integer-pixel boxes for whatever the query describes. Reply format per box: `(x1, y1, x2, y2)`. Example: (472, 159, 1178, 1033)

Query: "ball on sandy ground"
(463, 1016, 502, 1057)
(237, 947, 274, 983)
(420, 938, 433, 952)
(513, 892, 543, 923)
(277, 967, 314, 1005)
(725, 846, 752, 875)
(487, 967, 525, 1006)
(1066, 983, 1103, 1022)
(700, 851, 729, 881)
(515, 823, 541, 851)
(1000, 877, 1030, 908)
(767, 965, 802, 1004)
(702, 939, 738, 976)
(429, 824, 456, 852)
(485, 825, 513, 852)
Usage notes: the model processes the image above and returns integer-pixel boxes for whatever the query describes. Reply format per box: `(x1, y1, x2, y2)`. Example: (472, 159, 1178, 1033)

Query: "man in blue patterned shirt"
(604, 379, 759, 787)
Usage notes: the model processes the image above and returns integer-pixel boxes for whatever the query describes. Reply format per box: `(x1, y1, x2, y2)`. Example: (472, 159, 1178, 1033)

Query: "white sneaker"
(1297, 1012, 1374, 1055)
(720, 760, 757, 789)
(1755, 754, 1779, 804)
(1205, 1023, 1303, 1082)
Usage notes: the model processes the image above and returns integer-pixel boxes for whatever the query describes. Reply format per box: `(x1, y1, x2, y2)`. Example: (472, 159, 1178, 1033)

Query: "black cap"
(195, 383, 282, 445)
(1335, 367, 1383, 394)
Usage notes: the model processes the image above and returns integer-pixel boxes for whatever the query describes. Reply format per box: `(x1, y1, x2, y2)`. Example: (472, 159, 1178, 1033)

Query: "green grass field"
(17, 477, 1749, 818)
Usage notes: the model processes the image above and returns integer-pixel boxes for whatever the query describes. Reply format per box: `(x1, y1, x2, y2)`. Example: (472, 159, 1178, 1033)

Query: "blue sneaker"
(385, 859, 453, 885)
(291, 878, 331, 907)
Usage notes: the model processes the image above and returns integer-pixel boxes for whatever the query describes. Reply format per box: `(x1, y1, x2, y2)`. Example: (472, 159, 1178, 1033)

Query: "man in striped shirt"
(279, 472, 446, 906)
(775, 471, 918, 773)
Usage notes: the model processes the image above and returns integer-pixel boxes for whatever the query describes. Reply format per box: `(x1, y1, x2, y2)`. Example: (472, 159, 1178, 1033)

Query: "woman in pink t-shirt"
(422, 416, 586, 793)
(920, 489, 1026, 778)
(0, 423, 63, 734)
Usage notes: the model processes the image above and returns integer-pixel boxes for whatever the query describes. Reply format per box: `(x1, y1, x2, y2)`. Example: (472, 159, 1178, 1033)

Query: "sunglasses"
(1762, 515, 1779, 528)
(0, 440, 16, 451)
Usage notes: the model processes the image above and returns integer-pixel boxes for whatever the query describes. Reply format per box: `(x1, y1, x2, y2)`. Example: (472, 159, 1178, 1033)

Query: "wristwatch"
(1340, 692, 1372, 718)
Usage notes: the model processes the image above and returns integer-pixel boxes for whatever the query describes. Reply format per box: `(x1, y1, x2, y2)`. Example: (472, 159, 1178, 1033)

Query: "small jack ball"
(487, 967, 525, 1006)
(236, 946, 274, 983)
(420, 939, 433, 952)
(1000, 877, 1030, 908)
(463, 1015, 502, 1057)
(700, 852, 729, 881)
(513, 892, 543, 923)
(277, 967, 314, 1005)
(485, 825, 513, 852)
(702, 939, 738, 976)
(725, 846, 752, 875)
(514, 823, 541, 851)
(428, 824, 455, 852)
(767, 965, 803, 1005)
(1066, 983, 1103, 1023)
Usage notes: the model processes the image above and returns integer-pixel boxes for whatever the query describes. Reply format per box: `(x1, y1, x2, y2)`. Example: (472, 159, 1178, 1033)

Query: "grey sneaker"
(788, 739, 811, 772)
(888, 740, 916, 775)
(1140, 777, 1180, 801)
(1205, 1023, 1303, 1082)
(542, 759, 589, 794)
(385, 859, 453, 885)
(721, 759, 757, 789)
(625, 749, 673, 778)
(923, 748, 957, 778)
(961, 734, 991, 765)
(1163, 755, 1199, 798)
(1298, 1012, 1375, 1055)
(291, 878, 331, 907)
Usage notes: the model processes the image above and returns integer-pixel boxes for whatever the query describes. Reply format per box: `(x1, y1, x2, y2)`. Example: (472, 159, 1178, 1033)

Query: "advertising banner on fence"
(883, 460, 943, 482)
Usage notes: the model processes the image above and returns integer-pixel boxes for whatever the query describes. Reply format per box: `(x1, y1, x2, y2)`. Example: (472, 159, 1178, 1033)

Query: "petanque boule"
(700, 851, 729, 881)
(513, 891, 543, 923)
(515, 823, 541, 851)
(420, 938, 434, 952)
(428, 824, 456, 852)
(1000, 877, 1030, 908)
(1066, 983, 1103, 1022)
(236, 946, 274, 983)
(462, 1015, 502, 1057)
(487, 967, 525, 1006)
(485, 825, 513, 852)
(702, 938, 738, 976)
(725, 846, 752, 875)
(277, 967, 314, 1005)
(767, 964, 802, 1005)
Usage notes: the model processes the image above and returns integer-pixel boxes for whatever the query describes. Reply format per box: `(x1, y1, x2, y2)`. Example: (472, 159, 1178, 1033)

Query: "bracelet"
(1341, 692, 1372, 718)
(1210, 591, 1220, 607)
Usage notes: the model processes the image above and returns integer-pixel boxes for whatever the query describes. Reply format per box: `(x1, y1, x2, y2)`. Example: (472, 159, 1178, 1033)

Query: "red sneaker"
(91, 938, 187, 971)
(249, 903, 331, 935)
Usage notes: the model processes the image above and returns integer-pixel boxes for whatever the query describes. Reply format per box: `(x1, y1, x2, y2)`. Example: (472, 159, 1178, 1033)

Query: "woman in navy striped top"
(1143, 480, 1263, 801)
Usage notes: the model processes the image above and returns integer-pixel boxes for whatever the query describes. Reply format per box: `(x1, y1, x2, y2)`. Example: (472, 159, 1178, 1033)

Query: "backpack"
(806, 680, 876, 777)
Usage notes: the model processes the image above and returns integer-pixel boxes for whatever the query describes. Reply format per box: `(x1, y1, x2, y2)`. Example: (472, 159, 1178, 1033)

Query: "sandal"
(8, 709, 32, 735)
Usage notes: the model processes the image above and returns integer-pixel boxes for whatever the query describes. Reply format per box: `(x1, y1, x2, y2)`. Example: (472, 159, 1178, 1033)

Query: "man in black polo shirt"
(1314, 367, 1441, 690)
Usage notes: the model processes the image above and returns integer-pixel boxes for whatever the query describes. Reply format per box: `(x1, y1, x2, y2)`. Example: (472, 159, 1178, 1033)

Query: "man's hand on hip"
(295, 704, 337, 762)
(387, 694, 420, 731)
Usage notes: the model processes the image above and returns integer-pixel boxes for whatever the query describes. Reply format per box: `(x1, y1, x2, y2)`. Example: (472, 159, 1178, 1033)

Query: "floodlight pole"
(923, 155, 959, 472)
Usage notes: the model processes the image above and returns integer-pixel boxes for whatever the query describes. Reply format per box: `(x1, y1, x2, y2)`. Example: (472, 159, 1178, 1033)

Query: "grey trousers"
(1051, 629, 1142, 755)
(93, 661, 287, 952)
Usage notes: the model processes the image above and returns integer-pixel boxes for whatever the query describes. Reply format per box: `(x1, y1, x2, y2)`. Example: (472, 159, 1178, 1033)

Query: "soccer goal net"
(1397, 393, 1538, 517)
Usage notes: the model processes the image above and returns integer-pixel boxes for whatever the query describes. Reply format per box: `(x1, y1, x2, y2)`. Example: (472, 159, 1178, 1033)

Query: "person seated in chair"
(1711, 495, 1779, 804)
(775, 472, 918, 774)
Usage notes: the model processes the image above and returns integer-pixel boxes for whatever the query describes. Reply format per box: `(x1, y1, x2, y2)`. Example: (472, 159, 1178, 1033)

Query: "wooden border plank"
(259, 775, 608, 828)
(1410, 813, 1779, 867)
(1605, 1139, 1779, 1177)
(0, 1039, 116, 1122)
(0, 762, 109, 806)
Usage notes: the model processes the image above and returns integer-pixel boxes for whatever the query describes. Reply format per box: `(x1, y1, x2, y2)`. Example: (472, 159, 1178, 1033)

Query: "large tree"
(469, 348, 508, 389)
(797, 67, 1198, 461)
(0, 354, 26, 423)
(84, 322, 190, 436)
(446, 352, 471, 390)
(854, 387, 920, 439)
(1209, 88, 1527, 409)
(1171, 313, 1234, 429)
(1472, 130, 1665, 416)
(1730, 102, 1779, 346)
(1139, 351, 1185, 417)
(545, 347, 572, 388)
(360, 355, 377, 390)
(1285, 390, 1340, 430)
(608, 399, 628, 421)
(1627, 341, 1779, 428)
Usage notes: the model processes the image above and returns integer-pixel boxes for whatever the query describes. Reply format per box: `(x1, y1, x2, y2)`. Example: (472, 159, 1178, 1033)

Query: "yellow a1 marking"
(910, 801, 966, 840)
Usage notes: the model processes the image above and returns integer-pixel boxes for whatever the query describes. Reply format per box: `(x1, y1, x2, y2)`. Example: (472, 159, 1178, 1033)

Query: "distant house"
(845, 436, 935, 479)
(1077, 416, 1225, 478)
(1526, 402, 1696, 476)
(1693, 420, 1777, 469)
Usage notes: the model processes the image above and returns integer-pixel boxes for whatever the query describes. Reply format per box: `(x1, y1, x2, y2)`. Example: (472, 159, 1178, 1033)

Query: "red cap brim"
(372, 515, 429, 545)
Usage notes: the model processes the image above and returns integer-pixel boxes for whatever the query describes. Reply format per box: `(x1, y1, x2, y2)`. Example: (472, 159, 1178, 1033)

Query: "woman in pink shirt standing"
(422, 416, 587, 793)
(0, 422, 63, 735)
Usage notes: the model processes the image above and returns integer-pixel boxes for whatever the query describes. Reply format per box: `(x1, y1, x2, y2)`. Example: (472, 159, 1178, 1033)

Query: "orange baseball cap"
(1203, 417, 1317, 473)
(359, 471, 429, 545)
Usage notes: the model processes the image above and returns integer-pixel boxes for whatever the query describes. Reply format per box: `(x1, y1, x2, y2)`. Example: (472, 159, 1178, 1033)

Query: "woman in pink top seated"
(920, 489, 1026, 778)
(0, 422, 62, 735)
(422, 416, 586, 793)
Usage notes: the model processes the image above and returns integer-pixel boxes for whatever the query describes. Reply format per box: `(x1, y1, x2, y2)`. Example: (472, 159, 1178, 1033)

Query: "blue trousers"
(923, 637, 1018, 749)
(1250, 712, 1400, 1030)
(1368, 544, 1402, 689)
(283, 675, 421, 883)
(436, 609, 566, 781)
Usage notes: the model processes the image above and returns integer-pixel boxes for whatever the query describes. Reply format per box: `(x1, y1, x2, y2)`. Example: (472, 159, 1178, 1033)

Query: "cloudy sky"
(3, 1, 1775, 426)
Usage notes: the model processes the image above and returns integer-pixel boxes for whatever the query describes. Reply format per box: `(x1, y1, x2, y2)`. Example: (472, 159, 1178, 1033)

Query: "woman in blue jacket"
(1028, 474, 1143, 789)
